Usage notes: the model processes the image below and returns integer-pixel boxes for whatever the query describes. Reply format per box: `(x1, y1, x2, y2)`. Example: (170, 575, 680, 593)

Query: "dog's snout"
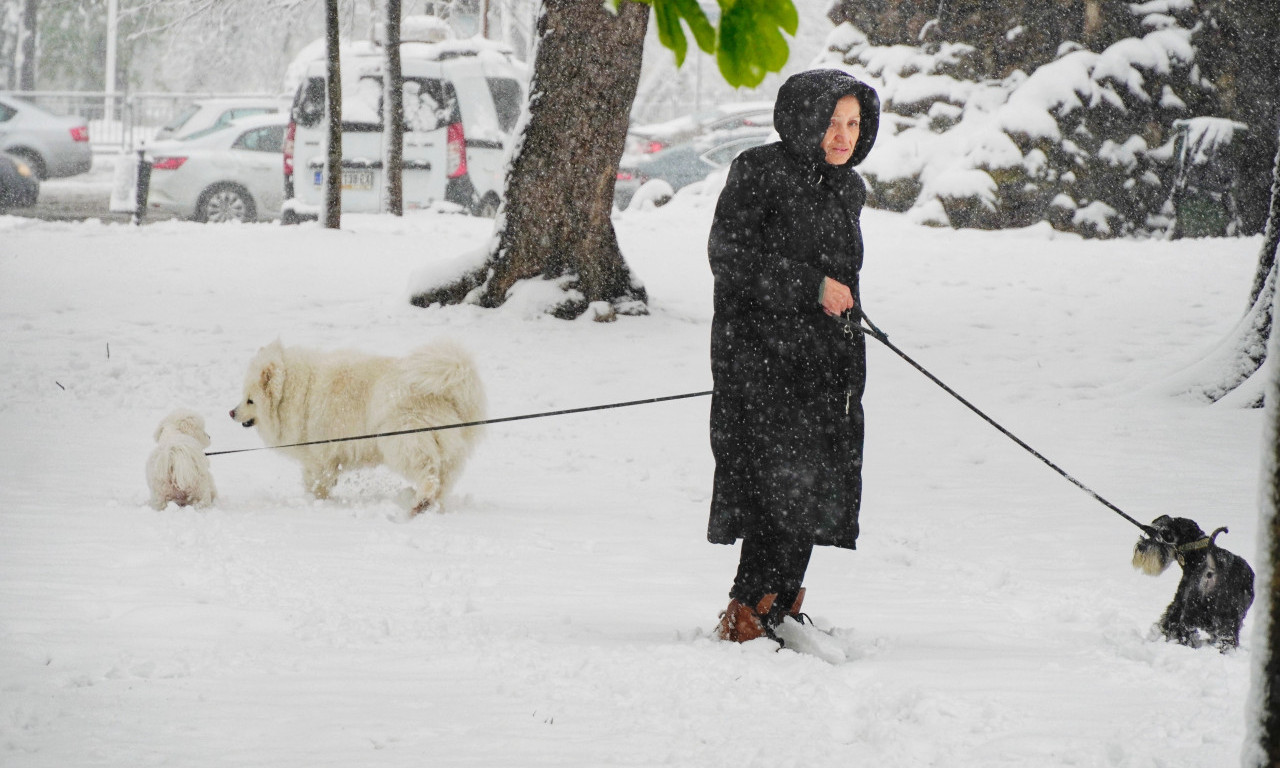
(229, 407, 254, 428)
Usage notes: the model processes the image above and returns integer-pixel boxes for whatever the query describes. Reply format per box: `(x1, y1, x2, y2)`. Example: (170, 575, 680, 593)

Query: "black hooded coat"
(707, 69, 880, 550)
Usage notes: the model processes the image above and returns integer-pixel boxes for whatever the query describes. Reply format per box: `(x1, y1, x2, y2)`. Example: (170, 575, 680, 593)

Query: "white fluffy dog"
(229, 339, 485, 513)
(146, 409, 217, 510)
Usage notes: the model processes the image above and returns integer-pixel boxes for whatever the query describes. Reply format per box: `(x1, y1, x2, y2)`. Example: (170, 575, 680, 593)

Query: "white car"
(153, 97, 287, 141)
(0, 92, 93, 179)
(145, 113, 287, 223)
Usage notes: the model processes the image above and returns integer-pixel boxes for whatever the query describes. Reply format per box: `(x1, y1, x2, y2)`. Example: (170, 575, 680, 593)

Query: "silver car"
(152, 97, 287, 142)
(144, 113, 286, 223)
(0, 93, 93, 179)
(615, 131, 774, 209)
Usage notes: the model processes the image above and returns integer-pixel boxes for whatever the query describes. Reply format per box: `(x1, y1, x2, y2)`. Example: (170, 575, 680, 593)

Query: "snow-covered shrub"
(818, 4, 1227, 238)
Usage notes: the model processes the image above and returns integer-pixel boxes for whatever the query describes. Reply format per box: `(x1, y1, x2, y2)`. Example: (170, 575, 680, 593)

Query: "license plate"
(312, 169, 375, 190)
(342, 170, 374, 191)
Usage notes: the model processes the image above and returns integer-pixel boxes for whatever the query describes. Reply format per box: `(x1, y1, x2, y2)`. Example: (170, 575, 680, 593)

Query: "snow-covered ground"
(0, 181, 1267, 766)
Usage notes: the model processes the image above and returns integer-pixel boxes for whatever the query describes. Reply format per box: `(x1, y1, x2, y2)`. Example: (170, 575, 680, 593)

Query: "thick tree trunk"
(19, 0, 36, 90)
(411, 0, 650, 320)
(383, 0, 404, 216)
(1250, 136, 1280, 309)
(1206, 132, 1280, 402)
(323, 0, 343, 230)
(1244, 249, 1280, 767)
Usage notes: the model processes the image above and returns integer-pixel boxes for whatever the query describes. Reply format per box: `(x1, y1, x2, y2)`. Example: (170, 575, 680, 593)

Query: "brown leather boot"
(716, 594, 777, 642)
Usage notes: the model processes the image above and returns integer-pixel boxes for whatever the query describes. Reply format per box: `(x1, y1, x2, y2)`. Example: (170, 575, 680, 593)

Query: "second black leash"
(840, 308, 1151, 534)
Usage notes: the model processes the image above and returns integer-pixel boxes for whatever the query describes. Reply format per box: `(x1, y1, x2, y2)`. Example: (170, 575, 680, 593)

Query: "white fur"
(146, 409, 217, 510)
(229, 339, 485, 512)
(1132, 545, 1171, 576)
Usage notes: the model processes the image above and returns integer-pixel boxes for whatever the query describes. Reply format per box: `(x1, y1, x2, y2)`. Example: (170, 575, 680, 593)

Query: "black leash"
(206, 390, 713, 457)
(207, 311, 1150, 535)
(842, 308, 1151, 533)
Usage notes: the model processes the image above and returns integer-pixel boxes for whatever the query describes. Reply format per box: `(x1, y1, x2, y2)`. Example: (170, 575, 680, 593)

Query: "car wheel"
(197, 184, 256, 223)
(472, 193, 500, 218)
(10, 149, 46, 181)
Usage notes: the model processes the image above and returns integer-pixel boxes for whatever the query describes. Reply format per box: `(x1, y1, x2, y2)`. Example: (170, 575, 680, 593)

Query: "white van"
(283, 37, 526, 220)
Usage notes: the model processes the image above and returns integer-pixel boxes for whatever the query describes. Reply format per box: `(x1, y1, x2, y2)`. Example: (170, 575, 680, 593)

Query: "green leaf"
(674, 0, 717, 53)
(715, 0, 797, 88)
(650, 0, 716, 67)
(631, 0, 795, 87)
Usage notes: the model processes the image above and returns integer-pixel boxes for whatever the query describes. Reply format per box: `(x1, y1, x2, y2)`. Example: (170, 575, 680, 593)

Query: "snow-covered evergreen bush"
(814, 2, 1249, 238)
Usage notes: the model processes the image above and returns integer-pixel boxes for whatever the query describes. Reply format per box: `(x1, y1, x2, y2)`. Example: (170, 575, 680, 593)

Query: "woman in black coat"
(708, 69, 880, 642)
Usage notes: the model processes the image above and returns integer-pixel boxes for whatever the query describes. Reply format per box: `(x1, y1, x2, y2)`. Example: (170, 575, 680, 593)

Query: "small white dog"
(146, 409, 217, 510)
(229, 339, 485, 513)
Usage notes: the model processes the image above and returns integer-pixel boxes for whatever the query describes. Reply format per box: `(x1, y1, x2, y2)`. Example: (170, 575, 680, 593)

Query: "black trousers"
(729, 525, 814, 617)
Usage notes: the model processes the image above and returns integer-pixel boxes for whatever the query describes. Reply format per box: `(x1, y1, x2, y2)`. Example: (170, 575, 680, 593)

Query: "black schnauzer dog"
(1132, 515, 1254, 650)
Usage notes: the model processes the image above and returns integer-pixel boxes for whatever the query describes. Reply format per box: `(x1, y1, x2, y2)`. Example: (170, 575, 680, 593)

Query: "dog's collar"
(1177, 537, 1213, 554)
(1174, 536, 1213, 566)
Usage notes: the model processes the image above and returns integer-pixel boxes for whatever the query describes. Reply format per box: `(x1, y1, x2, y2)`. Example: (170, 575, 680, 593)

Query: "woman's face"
(821, 95, 862, 166)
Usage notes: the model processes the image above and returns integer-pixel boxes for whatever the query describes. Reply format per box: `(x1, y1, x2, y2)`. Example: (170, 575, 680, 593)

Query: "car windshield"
(215, 108, 274, 129)
(180, 123, 234, 141)
(161, 104, 200, 133)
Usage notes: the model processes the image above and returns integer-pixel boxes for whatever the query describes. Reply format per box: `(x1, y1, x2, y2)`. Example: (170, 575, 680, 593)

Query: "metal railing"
(2, 90, 286, 152)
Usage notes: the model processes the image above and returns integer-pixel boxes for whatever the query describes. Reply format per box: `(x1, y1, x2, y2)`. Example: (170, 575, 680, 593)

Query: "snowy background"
(0, 168, 1268, 765)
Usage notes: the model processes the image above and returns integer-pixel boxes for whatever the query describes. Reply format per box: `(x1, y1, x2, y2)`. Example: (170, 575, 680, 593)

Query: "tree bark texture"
(1245, 256, 1280, 767)
(383, 0, 404, 216)
(323, 0, 343, 230)
(1250, 134, 1280, 310)
(19, 0, 37, 90)
(413, 0, 650, 319)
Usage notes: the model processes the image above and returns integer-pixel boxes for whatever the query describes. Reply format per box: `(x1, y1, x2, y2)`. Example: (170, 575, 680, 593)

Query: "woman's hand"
(821, 277, 855, 317)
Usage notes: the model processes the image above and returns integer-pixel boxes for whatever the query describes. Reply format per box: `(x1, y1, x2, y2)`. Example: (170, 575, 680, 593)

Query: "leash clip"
(837, 312, 860, 341)
(837, 308, 888, 344)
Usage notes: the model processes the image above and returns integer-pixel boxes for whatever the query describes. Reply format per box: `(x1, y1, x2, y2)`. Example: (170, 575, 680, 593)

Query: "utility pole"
(105, 0, 118, 125)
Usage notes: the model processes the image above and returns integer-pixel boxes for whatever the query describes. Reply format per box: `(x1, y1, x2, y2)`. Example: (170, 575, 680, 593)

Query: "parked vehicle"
(627, 102, 774, 156)
(144, 113, 287, 223)
(283, 37, 526, 220)
(0, 152, 39, 211)
(615, 131, 774, 209)
(152, 97, 288, 142)
(0, 93, 92, 179)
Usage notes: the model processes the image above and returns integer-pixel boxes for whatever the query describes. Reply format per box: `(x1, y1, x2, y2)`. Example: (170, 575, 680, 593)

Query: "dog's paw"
(411, 497, 442, 516)
(396, 487, 441, 516)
